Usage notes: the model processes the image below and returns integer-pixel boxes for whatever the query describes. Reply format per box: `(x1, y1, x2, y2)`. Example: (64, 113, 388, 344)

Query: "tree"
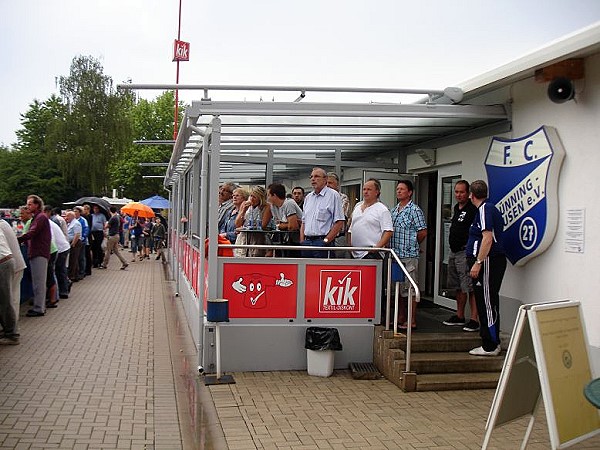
(15, 95, 66, 154)
(0, 145, 79, 208)
(109, 91, 181, 199)
(0, 96, 79, 207)
(49, 55, 134, 195)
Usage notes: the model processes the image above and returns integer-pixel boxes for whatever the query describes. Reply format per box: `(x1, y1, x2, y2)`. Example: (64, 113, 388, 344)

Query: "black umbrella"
(155, 213, 168, 229)
(71, 196, 112, 219)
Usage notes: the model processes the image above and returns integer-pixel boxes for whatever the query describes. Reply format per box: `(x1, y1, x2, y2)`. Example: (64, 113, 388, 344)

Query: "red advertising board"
(222, 263, 298, 318)
(191, 247, 200, 296)
(304, 265, 377, 319)
(173, 39, 190, 61)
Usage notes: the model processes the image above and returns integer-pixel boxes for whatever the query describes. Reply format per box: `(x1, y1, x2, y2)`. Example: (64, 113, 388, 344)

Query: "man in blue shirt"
(300, 167, 345, 258)
(73, 207, 89, 281)
(465, 180, 507, 357)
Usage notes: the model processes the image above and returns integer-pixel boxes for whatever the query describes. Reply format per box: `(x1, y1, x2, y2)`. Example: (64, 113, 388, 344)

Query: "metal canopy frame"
(160, 87, 509, 186)
(118, 84, 511, 374)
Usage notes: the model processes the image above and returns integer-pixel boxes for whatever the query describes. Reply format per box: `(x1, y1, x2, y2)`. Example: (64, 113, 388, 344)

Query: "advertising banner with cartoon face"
(304, 265, 377, 319)
(485, 126, 565, 266)
(222, 263, 297, 318)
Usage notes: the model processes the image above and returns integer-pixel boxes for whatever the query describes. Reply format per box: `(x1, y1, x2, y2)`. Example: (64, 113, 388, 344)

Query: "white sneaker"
(469, 345, 501, 356)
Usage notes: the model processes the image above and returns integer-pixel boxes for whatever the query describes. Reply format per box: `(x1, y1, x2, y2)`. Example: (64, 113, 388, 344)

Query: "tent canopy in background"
(140, 195, 170, 210)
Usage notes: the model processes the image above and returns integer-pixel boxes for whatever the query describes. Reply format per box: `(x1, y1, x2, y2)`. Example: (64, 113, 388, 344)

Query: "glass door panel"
(434, 169, 462, 308)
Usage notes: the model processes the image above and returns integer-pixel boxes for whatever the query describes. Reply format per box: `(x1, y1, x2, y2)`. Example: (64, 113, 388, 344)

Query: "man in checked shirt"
(390, 180, 427, 331)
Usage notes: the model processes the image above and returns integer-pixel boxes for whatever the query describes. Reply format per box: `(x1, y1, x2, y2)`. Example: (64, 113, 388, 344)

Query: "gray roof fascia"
(459, 21, 600, 100)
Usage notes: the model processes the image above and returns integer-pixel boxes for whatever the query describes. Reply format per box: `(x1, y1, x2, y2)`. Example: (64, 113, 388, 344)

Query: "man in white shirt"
(44, 207, 71, 300)
(0, 220, 26, 340)
(347, 179, 393, 259)
(0, 227, 19, 344)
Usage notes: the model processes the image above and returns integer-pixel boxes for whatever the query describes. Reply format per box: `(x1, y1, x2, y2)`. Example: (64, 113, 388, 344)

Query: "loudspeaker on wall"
(547, 77, 575, 104)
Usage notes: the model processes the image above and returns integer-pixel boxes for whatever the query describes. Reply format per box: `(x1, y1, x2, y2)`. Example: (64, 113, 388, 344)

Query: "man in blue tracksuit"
(465, 180, 507, 356)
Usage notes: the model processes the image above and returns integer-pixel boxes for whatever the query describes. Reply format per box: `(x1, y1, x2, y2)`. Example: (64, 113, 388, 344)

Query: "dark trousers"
(46, 252, 57, 290)
(55, 249, 70, 296)
(90, 230, 105, 267)
(69, 242, 82, 281)
(468, 254, 507, 351)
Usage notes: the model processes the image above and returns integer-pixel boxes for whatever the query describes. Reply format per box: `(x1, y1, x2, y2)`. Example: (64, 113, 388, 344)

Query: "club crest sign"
(485, 126, 565, 266)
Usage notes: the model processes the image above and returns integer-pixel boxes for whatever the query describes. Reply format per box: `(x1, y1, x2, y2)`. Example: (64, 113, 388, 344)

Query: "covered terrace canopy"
(117, 83, 511, 324)
(119, 84, 511, 187)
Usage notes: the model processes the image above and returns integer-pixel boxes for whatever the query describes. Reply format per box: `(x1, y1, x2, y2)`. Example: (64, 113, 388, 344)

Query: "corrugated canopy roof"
(123, 85, 511, 185)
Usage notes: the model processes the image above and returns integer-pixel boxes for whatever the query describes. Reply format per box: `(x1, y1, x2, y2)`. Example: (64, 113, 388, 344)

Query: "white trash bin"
(306, 349, 335, 377)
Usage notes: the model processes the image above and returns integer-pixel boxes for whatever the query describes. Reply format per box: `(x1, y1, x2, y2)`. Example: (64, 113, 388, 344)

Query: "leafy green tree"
(0, 145, 79, 208)
(1, 58, 181, 206)
(109, 146, 171, 200)
(109, 91, 181, 199)
(0, 96, 79, 207)
(49, 55, 134, 195)
(16, 95, 66, 154)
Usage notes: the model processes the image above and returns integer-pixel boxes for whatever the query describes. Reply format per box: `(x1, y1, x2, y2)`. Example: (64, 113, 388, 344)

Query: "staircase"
(373, 326, 506, 392)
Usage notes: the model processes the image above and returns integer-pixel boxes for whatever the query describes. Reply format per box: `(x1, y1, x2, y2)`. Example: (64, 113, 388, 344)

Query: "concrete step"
(393, 332, 482, 353)
(374, 325, 506, 391)
(416, 372, 500, 392)
(394, 351, 505, 374)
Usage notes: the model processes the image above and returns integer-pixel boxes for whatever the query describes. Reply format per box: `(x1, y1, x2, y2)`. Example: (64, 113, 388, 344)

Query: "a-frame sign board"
(482, 300, 600, 449)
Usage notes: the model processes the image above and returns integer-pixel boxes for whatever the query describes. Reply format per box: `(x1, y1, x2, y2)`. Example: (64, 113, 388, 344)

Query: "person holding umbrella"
(120, 202, 155, 261)
(129, 212, 142, 262)
(90, 205, 107, 268)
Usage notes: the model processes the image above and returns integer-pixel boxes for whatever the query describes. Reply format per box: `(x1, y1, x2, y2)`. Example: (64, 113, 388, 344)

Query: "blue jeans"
(300, 238, 334, 258)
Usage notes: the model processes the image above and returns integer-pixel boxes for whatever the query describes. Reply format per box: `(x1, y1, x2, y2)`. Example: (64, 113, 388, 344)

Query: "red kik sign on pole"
(173, 39, 190, 61)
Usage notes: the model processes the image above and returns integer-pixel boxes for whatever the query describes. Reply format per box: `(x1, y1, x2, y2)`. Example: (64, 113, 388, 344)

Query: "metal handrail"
(210, 241, 420, 373)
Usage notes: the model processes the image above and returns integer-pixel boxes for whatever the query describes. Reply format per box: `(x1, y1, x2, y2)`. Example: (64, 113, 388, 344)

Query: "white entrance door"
(433, 165, 463, 309)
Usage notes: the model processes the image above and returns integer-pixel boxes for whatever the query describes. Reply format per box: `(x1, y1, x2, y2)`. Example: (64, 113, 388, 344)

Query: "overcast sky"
(1, 0, 600, 146)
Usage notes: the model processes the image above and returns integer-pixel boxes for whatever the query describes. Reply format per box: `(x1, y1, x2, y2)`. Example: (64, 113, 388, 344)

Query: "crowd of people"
(215, 167, 506, 358)
(1, 172, 507, 359)
(0, 196, 167, 345)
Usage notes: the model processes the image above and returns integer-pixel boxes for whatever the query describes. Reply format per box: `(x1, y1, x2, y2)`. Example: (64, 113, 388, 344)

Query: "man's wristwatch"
(323, 237, 329, 244)
(476, 259, 483, 265)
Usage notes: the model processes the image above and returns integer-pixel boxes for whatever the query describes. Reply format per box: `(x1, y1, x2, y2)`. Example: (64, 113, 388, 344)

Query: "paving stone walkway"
(1, 256, 599, 449)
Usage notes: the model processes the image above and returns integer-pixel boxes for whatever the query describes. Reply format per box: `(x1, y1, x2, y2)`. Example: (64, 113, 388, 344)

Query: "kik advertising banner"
(485, 126, 565, 266)
(304, 265, 377, 319)
(222, 263, 297, 318)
